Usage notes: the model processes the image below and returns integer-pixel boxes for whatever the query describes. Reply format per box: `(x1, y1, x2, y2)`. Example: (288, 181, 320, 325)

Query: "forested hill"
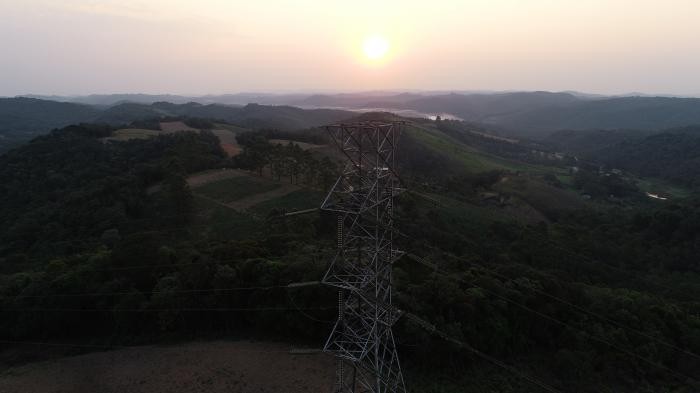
(0, 98, 354, 153)
(0, 98, 101, 152)
(12, 92, 700, 143)
(1, 120, 700, 392)
(0, 124, 226, 260)
(547, 126, 700, 189)
(485, 96, 700, 137)
(591, 126, 700, 188)
(301, 92, 700, 138)
(96, 102, 354, 130)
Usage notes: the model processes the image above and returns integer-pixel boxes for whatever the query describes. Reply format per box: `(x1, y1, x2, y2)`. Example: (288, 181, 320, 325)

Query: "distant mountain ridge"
(297, 92, 700, 138)
(26, 91, 700, 139)
(548, 125, 700, 188)
(6, 91, 700, 152)
(97, 102, 353, 130)
(0, 97, 101, 152)
(487, 96, 700, 136)
(0, 98, 354, 153)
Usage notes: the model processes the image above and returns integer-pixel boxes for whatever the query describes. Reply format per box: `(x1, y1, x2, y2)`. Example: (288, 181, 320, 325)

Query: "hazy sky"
(2, 0, 700, 96)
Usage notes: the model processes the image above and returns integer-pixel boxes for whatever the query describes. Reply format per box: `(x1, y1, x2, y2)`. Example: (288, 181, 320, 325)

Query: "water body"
(301, 106, 462, 121)
(646, 192, 668, 200)
(352, 107, 463, 121)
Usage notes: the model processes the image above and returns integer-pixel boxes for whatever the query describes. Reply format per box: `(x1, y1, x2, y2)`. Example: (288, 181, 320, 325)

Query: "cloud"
(52, 0, 161, 20)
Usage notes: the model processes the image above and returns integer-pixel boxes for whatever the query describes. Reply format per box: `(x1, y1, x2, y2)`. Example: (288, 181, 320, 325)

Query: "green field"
(408, 123, 569, 176)
(195, 176, 280, 203)
(404, 190, 513, 226)
(407, 123, 497, 172)
(214, 123, 251, 134)
(192, 195, 261, 240)
(635, 176, 692, 199)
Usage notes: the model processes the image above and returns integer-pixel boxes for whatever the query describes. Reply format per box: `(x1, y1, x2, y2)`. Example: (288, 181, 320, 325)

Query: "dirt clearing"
(0, 341, 333, 393)
(211, 129, 241, 157)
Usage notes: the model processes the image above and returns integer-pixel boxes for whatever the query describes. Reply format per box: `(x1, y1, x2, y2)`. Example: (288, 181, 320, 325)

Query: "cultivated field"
(103, 121, 246, 158)
(212, 129, 241, 156)
(0, 341, 334, 393)
(104, 122, 198, 142)
(186, 169, 306, 212)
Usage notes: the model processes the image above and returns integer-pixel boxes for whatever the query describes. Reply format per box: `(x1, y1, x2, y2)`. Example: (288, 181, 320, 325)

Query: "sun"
(363, 36, 390, 60)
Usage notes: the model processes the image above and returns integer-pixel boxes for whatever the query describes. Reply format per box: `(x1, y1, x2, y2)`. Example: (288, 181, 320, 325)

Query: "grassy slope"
(406, 122, 568, 175)
(250, 189, 326, 215)
(186, 171, 323, 238)
(634, 176, 693, 199)
(214, 123, 251, 134)
(194, 176, 281, 203)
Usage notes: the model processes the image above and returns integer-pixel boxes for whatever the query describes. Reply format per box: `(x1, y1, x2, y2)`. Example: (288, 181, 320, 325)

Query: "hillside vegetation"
(8, 92, 700, 153)
(0, 98, 100, 152)
(549, 126, 700, 189)
(0, 98, 354, 153)
(1, 118, 699, 392)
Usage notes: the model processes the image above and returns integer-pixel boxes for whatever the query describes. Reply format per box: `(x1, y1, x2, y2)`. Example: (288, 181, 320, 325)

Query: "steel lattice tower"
(320, 121, 406, 393)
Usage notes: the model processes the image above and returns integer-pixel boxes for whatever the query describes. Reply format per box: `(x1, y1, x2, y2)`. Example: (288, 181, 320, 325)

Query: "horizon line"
(6, 89, 700, 100)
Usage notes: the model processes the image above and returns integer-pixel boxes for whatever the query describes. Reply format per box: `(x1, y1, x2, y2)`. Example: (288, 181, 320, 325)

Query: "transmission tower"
(320, 121, 406, 393)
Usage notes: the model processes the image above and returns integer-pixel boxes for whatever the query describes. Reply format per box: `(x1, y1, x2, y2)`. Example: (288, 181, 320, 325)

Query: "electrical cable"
(405, 253, 700, 388)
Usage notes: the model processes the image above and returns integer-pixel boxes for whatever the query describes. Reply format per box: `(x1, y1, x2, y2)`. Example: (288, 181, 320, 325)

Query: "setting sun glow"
(362, 36, 390, 60)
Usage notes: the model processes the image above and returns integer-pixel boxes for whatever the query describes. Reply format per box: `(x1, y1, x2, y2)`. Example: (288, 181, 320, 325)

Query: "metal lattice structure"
(320, 121, 406, 393)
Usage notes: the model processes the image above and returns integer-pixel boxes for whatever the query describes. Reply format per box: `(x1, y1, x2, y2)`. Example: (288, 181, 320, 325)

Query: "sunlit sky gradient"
(2, 0, 700, 96)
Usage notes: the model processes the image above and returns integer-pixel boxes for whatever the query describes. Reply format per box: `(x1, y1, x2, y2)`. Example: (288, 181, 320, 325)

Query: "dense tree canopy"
(0, 121, 699, 393)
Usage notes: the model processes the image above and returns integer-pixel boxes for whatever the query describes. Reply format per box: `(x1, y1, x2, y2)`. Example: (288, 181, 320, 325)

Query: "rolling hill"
(0, 98, 101, 152)
(488, 96, 700, 136)
(13, 91, 700, 141)
(273, 91, 700, 138)
(1, 116, 700, 392)
(0, 99, 355, 152)
(97, 102, 354, 130)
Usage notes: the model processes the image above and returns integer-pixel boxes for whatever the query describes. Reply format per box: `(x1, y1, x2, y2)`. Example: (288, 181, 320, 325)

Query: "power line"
(405, 254, 700, 388)
(404, 188, 688, 297)
(407, 242, 700, 364)
(1, 281, 323, 300)
(0, 306, 335, 313)
(0, 339, 309, 353)
(403, 190, 700, 362)
(6, 249, 333, 275)
(403, 312, 563, 393)
(0, 340, 128, 350)
(287, 291, 335, 324)
(523, 230, 691, 297)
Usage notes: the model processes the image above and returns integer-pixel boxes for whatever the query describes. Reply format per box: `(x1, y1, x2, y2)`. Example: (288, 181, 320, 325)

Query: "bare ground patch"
(0, 341, 333, 393)
(211, 129, 241, 157)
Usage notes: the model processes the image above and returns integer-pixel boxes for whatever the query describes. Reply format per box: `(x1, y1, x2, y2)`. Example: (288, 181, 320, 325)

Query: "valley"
(0, 98, 698, 393)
